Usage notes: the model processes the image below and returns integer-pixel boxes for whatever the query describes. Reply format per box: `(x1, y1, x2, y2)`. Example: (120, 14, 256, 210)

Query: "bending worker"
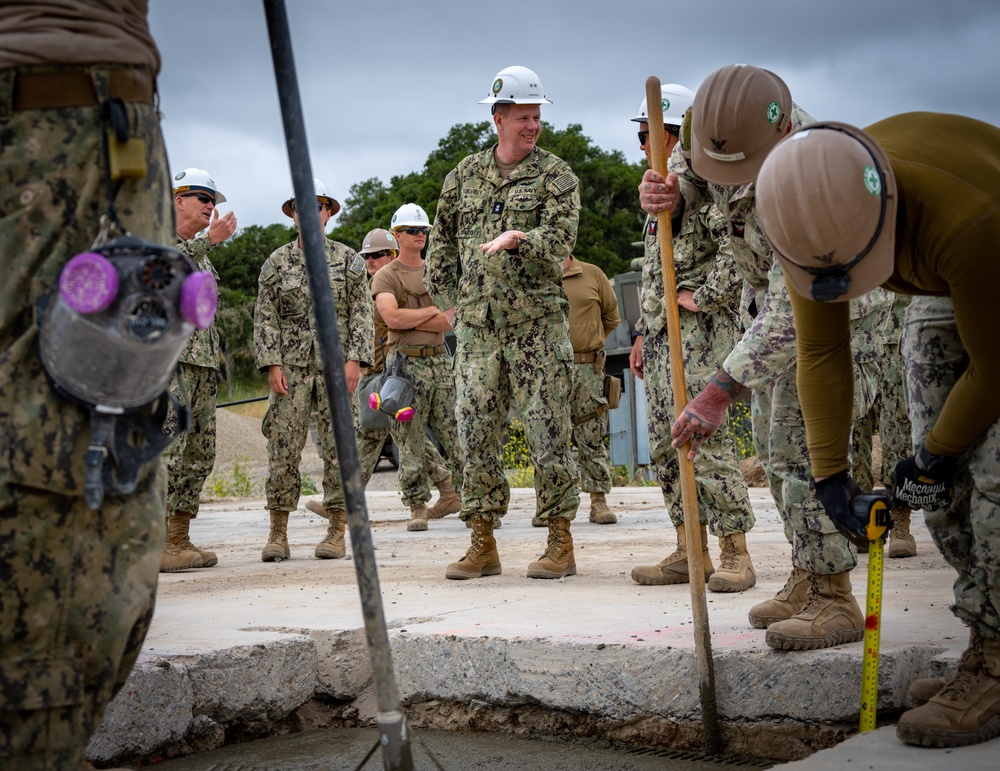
(755, 112, 1000, 750)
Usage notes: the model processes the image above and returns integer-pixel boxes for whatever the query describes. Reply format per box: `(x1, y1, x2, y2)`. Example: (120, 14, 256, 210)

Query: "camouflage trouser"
(570, 361, 612, 494)
(851, 345, 911, 490)
(263, 365, 360, 512)
(0, 68, 171, 769)
(164, 362, 218, 517)
(388, 352, 464, 508)
(751, 372, 857, 575)
(455, 314, 579, 523)
(643, 318, 755, 536)
(902, 296, 1000, 637)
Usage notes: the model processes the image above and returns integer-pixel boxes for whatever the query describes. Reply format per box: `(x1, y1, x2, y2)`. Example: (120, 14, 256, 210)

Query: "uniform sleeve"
(345, 253, 374, 366)
(425, 169, 459, 312)
(253, 258, 281, 372)
(722, 257, 799, 391)
(179, 232, 212, 262)
(692, 206, 743, 315)
(598, 272, 620, 339)
(516, 169, 580, 267)
(787, 278, 854, 477)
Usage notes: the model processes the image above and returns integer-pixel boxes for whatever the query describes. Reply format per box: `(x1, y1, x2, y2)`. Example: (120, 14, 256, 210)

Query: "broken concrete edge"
(85, 628, 961, 767)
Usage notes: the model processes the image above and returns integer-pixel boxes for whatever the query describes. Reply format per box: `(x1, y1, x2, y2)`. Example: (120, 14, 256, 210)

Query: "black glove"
(812, 470, 867, 546)
(892, 447, 958, 511)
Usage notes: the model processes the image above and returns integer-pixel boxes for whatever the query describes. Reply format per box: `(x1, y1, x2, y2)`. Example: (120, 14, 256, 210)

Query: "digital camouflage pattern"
(563, 257, 618, 495)
(0, 67, 171, 768)
(852, 293, 913, 490)
(671, 104, 890, 574)
(387, 353, 464, 507)
(901, 296, 1000, 638)
(637, 206, 754, 535)
(163, 233, 221, 518)
(255, 238, 374, 512)
(427, 145, 581, 523)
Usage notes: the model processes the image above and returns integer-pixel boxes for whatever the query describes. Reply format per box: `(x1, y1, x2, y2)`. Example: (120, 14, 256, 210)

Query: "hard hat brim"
(174, 185, 227, 205)
(282, 197, 341, 219)
(691, 139, 769, 187)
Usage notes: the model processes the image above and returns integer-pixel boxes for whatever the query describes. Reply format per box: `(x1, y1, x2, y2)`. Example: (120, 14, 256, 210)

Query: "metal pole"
(645, 75, 720, 754)
(261, 3, 413, 768)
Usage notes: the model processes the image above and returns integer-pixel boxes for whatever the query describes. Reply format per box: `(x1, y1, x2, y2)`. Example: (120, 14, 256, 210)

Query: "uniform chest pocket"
(278, 276, 309, 318)
(505, 193, 541, 231)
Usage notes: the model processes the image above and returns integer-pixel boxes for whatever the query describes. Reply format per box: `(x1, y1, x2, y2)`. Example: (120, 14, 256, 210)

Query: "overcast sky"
(149, 1, 1000, 235)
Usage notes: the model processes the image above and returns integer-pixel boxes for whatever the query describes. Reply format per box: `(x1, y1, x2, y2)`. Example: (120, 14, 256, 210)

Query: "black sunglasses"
(364, 250, 393, 260)
(638, 124, 680, 145)
(291, 200, 325, 213)
(400, 227, 429, 236)
(182, 192, 215, 205)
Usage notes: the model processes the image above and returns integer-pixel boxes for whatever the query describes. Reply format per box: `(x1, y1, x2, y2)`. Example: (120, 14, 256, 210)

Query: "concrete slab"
(88, 482, 999, 767)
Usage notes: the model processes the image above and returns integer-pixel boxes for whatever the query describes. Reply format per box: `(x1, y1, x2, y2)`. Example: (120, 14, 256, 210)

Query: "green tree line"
(212, 121, 646, 397)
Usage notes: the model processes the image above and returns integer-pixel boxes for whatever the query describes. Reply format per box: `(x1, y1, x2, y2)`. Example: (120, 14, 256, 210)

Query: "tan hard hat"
(360, 228, 398, 254)
(756, 122, 897, 302)
(691, 64, 792, 187)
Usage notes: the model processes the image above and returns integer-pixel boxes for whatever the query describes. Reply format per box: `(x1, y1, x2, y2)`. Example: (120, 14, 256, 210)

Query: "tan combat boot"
(708, 532, 756, 593)
(888, 506, 917, 558)
(315, 508, 347, 559)
(261, 510, 290, 562)
(160, 513, 212, 572)
(305, 499, 328, 519)
(588, 492, 617, 524)
(446, 516, 502, 580)
(748, 565, 811, 628)
(407, 503, 429, 532)
(764, 571, 865, 651)
(897, 630, 1000, 747)
(906, 631, 985, 706)
(527, 517, 576, 579)
(427, 477, 462, 519)
(631, 523, 714, 586)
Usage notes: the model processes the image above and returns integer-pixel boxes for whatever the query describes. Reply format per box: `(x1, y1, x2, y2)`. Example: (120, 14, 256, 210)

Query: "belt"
(573, 352, 598, 364)
(11, 68, 155, 112)
(359, 366, 383, 377)
(397, 344, 447, 358)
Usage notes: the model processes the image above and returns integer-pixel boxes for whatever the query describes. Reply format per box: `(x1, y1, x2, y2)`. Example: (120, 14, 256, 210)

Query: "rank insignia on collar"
(492, 202, 504, 215)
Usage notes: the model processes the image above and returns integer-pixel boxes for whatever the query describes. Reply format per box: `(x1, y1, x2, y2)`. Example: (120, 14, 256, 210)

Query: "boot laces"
(719, 537, 739, 571)
(795, 578, 827, 617)
(776, 568, 804, 600)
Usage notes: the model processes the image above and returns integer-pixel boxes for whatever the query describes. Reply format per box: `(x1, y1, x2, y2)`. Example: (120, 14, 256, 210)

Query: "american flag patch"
(552, 173, 576, 193)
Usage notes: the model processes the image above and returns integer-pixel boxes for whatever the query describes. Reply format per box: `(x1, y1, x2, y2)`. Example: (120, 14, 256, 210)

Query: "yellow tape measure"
(857, 494, 891, 732)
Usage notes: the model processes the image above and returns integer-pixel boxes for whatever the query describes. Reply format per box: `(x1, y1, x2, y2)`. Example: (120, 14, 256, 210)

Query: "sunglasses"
(364, 250, 393, 260)
(182, 192, 216, 205)
(637, 124, 680, 145)
(291, 201, 325, 213)
(399, 227, 429, 236)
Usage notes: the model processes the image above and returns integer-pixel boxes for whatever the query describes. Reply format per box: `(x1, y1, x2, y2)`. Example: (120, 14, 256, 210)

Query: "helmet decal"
(661, 98, 670, 112)
(766, 101, 781, 125)
(863, 165, 882, 196)
(492, 78, 503, 95)
(174, 171, 186, 181)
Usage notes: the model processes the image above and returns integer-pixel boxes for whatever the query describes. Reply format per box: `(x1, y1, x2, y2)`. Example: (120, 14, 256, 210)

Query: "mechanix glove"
(892, 446, 958, 511)
(812, 470, 866, 546)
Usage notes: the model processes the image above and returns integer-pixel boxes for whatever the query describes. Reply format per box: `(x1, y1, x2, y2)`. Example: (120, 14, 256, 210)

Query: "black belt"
(397, 344, 446, 358)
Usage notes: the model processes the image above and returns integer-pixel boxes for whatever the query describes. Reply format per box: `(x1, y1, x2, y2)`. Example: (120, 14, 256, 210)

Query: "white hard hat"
(479, 65, 552, 106)
(172, 167, 226, 204)
(631, 83, 695, 126)
(390, 203, 431, 230)
(281, 177, 340, 218)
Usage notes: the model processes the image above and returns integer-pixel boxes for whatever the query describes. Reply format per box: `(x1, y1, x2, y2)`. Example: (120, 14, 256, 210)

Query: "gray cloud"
(150, 0, 1000, 234)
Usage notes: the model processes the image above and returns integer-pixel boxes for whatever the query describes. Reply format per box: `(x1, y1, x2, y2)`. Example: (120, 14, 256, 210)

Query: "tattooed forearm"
(708, 369, 749, 401)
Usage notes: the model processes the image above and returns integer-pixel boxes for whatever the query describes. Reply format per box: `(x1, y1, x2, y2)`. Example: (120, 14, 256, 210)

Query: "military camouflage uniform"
(563, 257, 619, 495)
(254, 239, 373, 513)
(672, 105, 889, 574)
(900, 296, 1000, 634)
(0, 62, 172, 767)
(851, 293, 913, 490)
(426, 146, 581, 523)
(637, 205, 755, 536)
(163, 233, 221, 518)
(355, 279, 451, 489)
(373, 259, 464, 508)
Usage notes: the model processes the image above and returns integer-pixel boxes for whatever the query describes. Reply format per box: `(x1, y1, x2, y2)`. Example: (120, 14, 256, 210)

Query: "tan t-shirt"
(371, 261, 442, 348)
(0, 1, 160, 71)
